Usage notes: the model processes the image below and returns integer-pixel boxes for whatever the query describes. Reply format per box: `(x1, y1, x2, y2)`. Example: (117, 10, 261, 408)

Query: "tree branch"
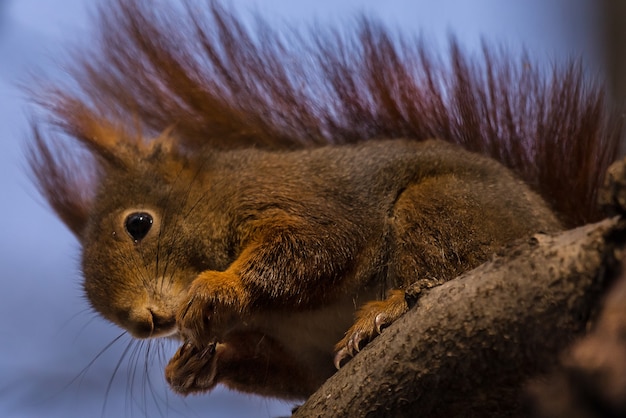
(294, 217, 624, 418)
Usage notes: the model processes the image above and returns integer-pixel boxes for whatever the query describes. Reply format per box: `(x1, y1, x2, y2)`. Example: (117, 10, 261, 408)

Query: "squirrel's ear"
(28, 92, 185, 240)
(27, 95, 154, 240)
(46, 97, 144, 169)
(27, 125, 97, 241)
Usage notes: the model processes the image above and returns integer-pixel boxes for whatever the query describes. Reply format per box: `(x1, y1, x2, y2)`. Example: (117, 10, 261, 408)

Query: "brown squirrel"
(27, 0, 621, 401)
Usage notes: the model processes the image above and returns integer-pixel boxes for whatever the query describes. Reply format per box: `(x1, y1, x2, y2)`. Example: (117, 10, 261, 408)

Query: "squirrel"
(27, 0, 621, 401)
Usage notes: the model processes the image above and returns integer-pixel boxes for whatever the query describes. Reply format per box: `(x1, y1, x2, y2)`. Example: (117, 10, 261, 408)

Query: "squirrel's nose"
(125, 307, 176, 338)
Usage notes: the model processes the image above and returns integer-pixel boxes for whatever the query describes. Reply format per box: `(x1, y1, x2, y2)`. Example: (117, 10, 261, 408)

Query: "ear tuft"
(26, 125, 99, 240)
(39, 92, 143, 169)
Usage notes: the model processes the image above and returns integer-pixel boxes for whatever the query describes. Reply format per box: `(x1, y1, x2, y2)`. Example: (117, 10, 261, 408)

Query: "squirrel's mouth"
(151, 319, 178, 338)
(121, 308, 178, 339)
(128, 321, 177, 339)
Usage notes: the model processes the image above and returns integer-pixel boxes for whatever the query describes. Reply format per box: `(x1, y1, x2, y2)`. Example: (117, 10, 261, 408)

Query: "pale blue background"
(0, 1, 601, 417)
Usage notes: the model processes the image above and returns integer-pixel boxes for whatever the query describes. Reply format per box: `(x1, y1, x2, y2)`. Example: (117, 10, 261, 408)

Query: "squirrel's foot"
(165, 341, 219, 395)
(333, 279, 443, 368)
(177, 270, 249, 348)
(333, 289, 409, 368)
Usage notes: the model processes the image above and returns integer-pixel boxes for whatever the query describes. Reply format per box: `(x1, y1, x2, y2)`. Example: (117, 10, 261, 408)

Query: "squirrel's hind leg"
(334, 174, 506, 367)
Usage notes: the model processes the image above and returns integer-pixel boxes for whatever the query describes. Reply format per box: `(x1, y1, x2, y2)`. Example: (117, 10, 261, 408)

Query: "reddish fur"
(26, 0, 622, 234)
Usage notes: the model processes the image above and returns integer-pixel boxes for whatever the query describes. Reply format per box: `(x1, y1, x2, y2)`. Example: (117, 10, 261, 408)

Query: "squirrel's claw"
(165, 341, 219, 395)
(334, 315, 392, 369)
(333, 347, 351, 369)
(348, 330, 367, 354)
(334, 289, 412, 368)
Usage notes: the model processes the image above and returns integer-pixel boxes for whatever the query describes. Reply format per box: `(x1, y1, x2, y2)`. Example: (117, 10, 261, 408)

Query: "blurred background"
(0, 0, 620, 417)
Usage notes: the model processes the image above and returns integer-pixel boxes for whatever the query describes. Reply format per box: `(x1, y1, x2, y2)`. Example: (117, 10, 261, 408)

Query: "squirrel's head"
(29, 108, 226, 339)
(82, 145, 187, 338)
(86, 130, 236, 339)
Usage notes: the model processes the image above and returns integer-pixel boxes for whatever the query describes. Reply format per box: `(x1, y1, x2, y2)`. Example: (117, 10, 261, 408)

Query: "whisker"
(54, 307, 94, 335)
(23, 331, 129, 409)
(125, 339, 144, 417)
(60, 309, 104, 345)
(157, 158, 211, 293)
(67, 331, 128, 391)
(100, 337, 137, 418)
(155, 163, 186, 282)
(144, 341, 169, 418)
(180, 157, 211, 218)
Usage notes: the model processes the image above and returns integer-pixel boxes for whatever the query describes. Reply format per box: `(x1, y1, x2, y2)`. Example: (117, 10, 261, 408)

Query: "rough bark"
(527, 241, 626, 417)
(293, 217, 625, 418)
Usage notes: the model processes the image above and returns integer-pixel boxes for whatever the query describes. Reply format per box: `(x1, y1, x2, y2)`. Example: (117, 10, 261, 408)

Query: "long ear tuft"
(26, 124, 100, 240)
(33, 88, 150, 168)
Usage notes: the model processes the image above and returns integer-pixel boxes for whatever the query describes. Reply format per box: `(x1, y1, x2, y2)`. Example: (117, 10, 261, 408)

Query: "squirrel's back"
(214, 138, 558, 223)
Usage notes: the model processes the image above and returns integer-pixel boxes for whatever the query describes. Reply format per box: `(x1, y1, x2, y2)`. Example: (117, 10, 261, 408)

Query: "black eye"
(125, 212, 153, 242)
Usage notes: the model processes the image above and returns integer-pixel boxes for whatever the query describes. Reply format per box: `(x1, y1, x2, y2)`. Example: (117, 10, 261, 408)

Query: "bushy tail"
(28, 0, 622, 230)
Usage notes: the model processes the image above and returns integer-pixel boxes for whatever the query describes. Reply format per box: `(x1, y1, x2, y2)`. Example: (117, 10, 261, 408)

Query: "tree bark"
(293, 217, 625, 418)
(527, 242, 626, 417)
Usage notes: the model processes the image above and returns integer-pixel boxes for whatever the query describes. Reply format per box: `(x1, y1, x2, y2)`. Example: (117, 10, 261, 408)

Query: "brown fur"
(26, 0, 621, 400)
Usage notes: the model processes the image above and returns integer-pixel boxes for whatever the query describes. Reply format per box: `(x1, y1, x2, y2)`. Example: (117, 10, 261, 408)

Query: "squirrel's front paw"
(177, 270, 249, 347)
(334, 290, 409, 368)
(165, 341, 219, 395)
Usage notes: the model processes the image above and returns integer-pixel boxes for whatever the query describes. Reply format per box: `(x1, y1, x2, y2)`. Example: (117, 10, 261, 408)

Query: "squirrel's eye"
(125, 212, 153, 242)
